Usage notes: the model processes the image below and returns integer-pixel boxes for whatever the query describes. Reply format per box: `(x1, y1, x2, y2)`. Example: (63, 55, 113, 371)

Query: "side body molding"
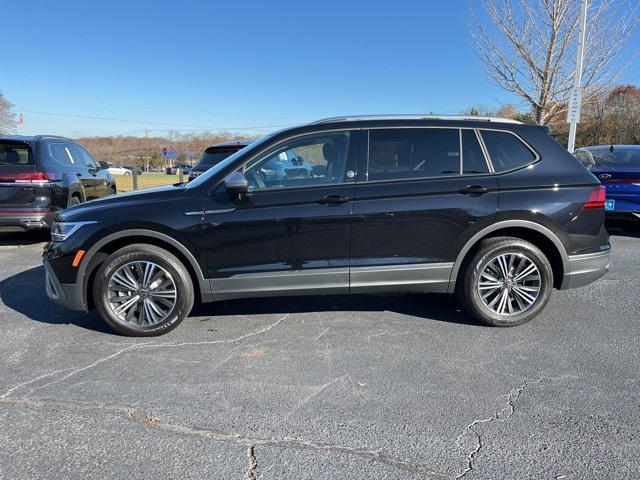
(447, 220, 570, 293)
(78, 229, 213, 304)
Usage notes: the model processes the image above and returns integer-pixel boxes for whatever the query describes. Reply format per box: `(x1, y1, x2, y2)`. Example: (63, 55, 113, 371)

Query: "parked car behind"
(166, 164, 192, 175)
(99, 162, 131, 176)
(575, 145, 640, 221)
(44, 115, 610, 336)
(0, 135, 116, 231)
(188, 141, 252, 181)
(125, 165, 143, 175)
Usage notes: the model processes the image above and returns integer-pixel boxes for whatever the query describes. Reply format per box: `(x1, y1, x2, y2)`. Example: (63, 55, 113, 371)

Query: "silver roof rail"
(310, 114, 524, 125)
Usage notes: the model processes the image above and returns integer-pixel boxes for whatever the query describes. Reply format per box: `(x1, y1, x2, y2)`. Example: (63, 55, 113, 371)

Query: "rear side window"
(198, 148, 238, 167)
(368, 128, 460, 181)
(480, 130, 536, 172)
(462, 130, 489, 174)
(48, 143, 74, 165)
(0, 142, 33, 165)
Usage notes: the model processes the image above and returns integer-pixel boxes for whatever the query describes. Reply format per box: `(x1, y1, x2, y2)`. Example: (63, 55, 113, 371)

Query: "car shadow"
(606, 221, 640, 238)
(0, 230, 50, 246)
(0, 265, 113, 334)
(1, 266, 480, 334)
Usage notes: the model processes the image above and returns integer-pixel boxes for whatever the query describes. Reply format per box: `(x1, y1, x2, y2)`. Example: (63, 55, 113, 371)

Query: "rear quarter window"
(47, 143, 75, 166)
(481, 130, 537, 172)
(0, 142, 33, 165)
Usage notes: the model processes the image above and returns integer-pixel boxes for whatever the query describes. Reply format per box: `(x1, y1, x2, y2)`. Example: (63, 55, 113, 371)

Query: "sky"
(2, 0, 639, 138)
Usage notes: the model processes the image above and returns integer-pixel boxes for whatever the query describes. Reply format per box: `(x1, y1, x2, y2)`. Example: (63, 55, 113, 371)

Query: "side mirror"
(224, 171, 249, 196)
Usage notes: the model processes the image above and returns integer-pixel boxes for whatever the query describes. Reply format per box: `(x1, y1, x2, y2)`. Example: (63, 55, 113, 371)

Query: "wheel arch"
(449, 220, 569, 293)
(80, 229, 210, 310)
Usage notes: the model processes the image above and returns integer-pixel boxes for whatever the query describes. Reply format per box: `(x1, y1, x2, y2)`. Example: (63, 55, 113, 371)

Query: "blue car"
(575, 145, 640, 221)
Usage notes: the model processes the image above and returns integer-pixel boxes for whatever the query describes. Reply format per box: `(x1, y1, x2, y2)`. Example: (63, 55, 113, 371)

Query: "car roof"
(205, 140, 253, 149)
(0, 135, 72, 142)
(310, 114, 524, 125)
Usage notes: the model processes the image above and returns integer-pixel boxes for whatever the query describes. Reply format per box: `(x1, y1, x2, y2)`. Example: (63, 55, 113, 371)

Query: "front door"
(350, 127, 499, 293)
(202, 130, 361, 300)
(70, 144, 107, 198)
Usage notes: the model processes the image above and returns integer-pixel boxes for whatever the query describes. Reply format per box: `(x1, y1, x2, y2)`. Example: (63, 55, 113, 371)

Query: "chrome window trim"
(458, 129, 464, 175)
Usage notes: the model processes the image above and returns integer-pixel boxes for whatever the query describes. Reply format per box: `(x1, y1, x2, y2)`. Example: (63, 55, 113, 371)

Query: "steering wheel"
(246, 168, 266, 190)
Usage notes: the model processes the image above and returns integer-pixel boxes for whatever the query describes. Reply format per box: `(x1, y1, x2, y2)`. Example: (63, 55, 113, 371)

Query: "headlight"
(51, 221, 97, 242)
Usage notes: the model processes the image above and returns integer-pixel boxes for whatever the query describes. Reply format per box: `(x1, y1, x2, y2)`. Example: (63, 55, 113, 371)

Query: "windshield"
(0, 141, 33, 166)
(196, 148, 239, 168)
(186, 136, 271, 189)
(585, 147, 640, 167)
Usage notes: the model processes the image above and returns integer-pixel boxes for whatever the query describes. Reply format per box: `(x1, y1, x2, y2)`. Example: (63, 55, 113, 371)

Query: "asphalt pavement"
(0, 228, 638, 479)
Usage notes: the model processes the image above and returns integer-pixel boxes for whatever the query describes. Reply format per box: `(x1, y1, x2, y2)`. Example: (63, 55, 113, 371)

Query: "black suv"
(188, 140, 251, 181)
(0, 135, 116, 231)
(43, 116, 610, 336)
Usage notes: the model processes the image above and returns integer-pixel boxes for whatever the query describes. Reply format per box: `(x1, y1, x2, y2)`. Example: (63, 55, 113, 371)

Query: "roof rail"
(310, 114, 524, 125)
(33, 135, 72, 141)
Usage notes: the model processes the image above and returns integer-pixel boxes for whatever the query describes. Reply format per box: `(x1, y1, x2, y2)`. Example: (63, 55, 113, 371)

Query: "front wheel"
(458, 237, 553, 327)
(93, 244, 194, 336)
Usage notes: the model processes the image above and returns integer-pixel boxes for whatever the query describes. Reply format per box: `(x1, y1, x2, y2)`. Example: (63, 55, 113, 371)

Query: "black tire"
(457, 236, 553, 327)
(110, 186, 117, 195)
(68, 196, 81, 207)
(124, 171, 131, 175)
(93, 244, 194, 336)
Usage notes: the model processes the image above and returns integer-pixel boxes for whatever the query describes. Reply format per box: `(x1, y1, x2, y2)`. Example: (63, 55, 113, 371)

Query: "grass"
(114, 172, 186, 193)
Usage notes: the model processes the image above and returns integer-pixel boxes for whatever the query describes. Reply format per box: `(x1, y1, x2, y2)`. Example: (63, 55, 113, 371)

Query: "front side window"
(368, 128, 460, 181)
(244, 132, 350, 191)
(481, 130, 536, 172)
(0, 141, 33, 165)
(70, 145, 97, 169)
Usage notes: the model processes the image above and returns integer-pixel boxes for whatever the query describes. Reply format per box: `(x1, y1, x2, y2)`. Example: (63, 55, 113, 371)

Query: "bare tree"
(469, 0, 639, 124)
(0, 91, 17, 134)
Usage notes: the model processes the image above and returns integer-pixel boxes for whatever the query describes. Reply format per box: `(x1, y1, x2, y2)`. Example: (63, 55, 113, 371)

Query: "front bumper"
(44, 259, 87, 311)
(560, 250, 611, 290)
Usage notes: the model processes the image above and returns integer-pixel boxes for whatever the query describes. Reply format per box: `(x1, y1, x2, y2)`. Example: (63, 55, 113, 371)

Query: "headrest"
(323, 142, 337, 163)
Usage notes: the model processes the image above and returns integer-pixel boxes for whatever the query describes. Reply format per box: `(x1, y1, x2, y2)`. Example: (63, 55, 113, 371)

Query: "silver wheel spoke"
(107, 261, 177, 327)
(477, 252, 541, 317)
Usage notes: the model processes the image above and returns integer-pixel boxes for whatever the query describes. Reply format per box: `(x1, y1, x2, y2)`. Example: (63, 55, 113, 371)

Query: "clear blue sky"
(3, 0, 639, 137)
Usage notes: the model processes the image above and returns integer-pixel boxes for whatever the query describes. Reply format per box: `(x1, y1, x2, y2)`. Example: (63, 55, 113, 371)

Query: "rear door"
(0, 140, 40, 209)
(349, 127, 499, 292)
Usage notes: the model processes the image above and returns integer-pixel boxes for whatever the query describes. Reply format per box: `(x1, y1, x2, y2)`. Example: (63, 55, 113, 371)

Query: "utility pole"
(144, 129, 150, 172)
(567, 0, 588, 153)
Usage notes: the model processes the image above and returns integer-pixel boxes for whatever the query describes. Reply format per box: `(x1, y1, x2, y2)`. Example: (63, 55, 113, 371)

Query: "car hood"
(59, 184, 186, 221)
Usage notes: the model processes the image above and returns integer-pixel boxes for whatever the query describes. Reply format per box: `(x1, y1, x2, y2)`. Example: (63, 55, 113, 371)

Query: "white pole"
(567, 0, 588, 153)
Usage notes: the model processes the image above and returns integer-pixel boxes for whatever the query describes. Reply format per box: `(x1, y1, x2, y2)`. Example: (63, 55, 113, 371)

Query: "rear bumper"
(560, 250, 610, 290)
(0, 210, 52, 231)
(44, 260, 86, 311)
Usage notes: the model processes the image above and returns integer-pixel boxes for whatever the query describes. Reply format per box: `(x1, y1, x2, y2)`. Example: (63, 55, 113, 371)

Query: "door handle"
(460, 185, 488, 195)
(317, 194, 351, 205)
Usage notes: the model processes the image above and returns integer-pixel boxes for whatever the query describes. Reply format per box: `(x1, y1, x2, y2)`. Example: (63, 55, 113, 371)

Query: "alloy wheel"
(106, 261, 177, 326)
(477, 253, 541, 316)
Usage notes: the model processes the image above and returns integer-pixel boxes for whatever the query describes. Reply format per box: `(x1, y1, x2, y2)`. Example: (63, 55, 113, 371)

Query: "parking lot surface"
(0, 229, 638, 479)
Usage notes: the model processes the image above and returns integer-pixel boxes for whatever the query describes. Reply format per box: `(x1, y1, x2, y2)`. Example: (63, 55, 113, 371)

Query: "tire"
(110, 186, 117, 195)
(68, 196, 81, 207)
(457, 236, 553, 327)
(93, 244, 194, 336)
(124, 171, 131, 175)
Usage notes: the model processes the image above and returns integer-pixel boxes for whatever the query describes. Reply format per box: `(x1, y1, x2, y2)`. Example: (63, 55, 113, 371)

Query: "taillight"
(583, 186, 606, 209)
(1, 172, 56, 183)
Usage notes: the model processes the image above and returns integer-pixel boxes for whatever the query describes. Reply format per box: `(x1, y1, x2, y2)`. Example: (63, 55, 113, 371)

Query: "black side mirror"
(224, 171, 249, 197)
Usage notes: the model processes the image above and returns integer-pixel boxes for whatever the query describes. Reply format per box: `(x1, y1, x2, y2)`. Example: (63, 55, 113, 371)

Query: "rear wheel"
(458, 237, 553, 327)
(93, 244, 194, 336)
(67, 195, 81, 207)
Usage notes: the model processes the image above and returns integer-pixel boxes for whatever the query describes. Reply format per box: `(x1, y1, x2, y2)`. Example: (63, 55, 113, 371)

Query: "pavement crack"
(0, 395, 451, 480)
(2, 314, 289, 398)
(455, 377, 533, 479)
(246, 446, 257, 480)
